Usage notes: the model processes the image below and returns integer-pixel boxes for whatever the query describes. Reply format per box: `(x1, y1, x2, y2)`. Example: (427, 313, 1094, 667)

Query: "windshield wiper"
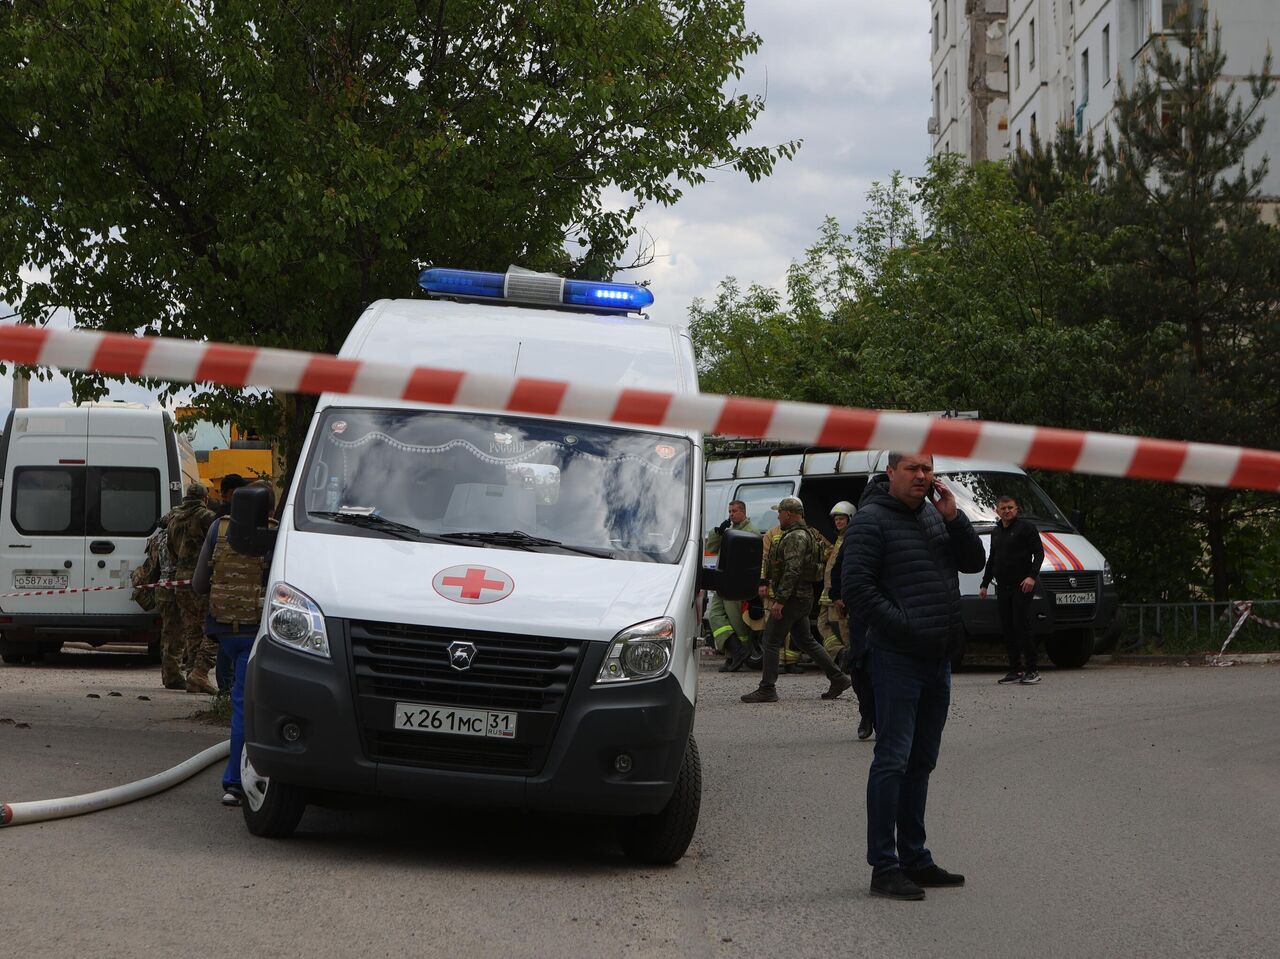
(436, 530, 614, 558)
(309, 511, 428, 542)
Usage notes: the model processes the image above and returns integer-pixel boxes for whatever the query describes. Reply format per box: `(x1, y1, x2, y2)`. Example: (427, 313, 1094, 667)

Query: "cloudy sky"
(0, 1, 931, 414)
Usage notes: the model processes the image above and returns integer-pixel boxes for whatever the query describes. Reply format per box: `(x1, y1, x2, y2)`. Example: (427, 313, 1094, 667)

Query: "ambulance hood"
(278, 531, 685, 642)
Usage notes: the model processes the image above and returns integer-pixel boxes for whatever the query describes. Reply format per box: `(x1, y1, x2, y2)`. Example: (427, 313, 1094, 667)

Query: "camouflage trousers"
(815, 603, 849, 658)
(174, 587, 217, 674)
(155, 588, 184, 686)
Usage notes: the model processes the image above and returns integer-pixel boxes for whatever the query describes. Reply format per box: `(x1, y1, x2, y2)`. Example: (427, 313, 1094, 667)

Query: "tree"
(1091, 7, 1280, 600)
(0, 0, 798, 466)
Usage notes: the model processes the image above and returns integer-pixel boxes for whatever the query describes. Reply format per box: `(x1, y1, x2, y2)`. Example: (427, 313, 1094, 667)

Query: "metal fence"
(1116, 599, 1280, 652)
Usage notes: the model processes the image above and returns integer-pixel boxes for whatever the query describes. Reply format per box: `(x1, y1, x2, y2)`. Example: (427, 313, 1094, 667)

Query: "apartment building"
(929, 0, 1010, 161)
(932, 1, 1280, 198)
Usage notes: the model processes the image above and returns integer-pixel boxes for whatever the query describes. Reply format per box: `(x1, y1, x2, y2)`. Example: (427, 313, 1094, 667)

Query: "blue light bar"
(417, 268, 505, 300)
(563, 278, 654, 311)
(418, 267, 654, 313)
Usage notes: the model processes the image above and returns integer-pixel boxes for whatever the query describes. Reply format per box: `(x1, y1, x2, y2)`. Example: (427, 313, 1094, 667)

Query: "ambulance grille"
(1039, 572, 1100, 623)
(346, 620, 585, 775)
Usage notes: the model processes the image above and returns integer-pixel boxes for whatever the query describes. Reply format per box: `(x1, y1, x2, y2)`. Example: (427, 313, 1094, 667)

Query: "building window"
(1030, 112, 1038, 141)
(1162, 0, 1204, 31)
(1016, 129, 1024, 152)
(1103, 25, 1111, 84)
(934, 14, 940, 52)
(935, 84, 941, 124)
(1029, 18, 1036, 67)
(1081, 48, 1090, 105)
(1014, 40, 1021, 88)
(944, 68, 949, 107)
(943, 0, 949, 37)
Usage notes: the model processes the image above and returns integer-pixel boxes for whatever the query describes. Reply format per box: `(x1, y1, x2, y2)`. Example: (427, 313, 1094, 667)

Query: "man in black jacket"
(980, 494, 1045, 685)
(842, 453, 986, 901)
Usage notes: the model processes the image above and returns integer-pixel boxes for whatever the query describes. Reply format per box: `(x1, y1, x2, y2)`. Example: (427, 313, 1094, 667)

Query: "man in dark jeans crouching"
(843, 452, 985, 901)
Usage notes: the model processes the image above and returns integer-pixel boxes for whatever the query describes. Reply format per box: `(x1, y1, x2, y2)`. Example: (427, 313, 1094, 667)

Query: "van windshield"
(296, 408, 692, 563)
(941, 471, 1072, 530)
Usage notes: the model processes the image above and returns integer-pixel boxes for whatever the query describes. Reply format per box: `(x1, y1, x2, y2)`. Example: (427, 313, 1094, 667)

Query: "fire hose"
(1, 740, 230, 827)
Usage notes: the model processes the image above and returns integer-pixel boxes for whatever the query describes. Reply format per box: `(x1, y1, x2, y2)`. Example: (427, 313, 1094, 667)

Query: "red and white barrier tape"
(0, 578, 190, 599)
(2, 324, 1278, 491)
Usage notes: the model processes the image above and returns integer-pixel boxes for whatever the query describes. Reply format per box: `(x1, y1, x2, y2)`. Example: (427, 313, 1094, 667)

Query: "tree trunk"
(1204, 488, 1232, 601)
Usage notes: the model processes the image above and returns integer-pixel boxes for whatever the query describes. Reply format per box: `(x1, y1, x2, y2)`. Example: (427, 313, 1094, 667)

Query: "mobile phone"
(927, 480, 941, 502)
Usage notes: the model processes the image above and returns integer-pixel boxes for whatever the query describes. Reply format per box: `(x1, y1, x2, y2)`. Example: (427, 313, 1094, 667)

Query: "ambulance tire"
(1045, 629, 1093, 669)
(618, 736, 702, 865)
(241, 748, 308, 838)
(1, 638, 41, 664)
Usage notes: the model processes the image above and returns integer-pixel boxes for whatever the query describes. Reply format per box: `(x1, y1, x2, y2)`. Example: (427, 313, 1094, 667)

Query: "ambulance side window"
(733, 481, 794, 534)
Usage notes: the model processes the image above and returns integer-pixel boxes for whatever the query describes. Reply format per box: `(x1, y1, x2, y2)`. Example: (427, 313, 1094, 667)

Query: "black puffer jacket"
(841, 475, 986, 659)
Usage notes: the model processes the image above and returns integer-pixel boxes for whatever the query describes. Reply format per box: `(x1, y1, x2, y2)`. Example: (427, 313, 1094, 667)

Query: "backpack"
(130, 527, 166, 611)
(781, 524, 828, 585)
(208, 518, 270, 628)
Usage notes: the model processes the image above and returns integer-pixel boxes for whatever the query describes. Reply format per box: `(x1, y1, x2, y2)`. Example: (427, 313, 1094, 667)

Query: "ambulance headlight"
(1102, 561, 1114, 587)
(267, 583, 330, 658)
(596, 617, 675, 684)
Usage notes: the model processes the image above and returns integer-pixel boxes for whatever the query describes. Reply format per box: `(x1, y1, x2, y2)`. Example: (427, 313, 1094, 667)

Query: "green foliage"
(690, 10, 1279, 603)
(0, 0, 798, 458)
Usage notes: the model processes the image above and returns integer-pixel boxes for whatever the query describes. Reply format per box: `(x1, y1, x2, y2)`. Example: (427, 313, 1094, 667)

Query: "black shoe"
(740, 686, 779, 703)
(903, 864, 965, 887)
(1020, 670, 1042, 685)
(857, 719, 874, 740)
(723, 641, 752, 673)
(821, 673, 852, 700)
(869, 870, 926, 901)
(997, 671, 1022, 684)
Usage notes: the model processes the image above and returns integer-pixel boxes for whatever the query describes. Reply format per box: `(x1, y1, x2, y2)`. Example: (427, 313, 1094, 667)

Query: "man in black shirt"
(980, 495, 1045, 685)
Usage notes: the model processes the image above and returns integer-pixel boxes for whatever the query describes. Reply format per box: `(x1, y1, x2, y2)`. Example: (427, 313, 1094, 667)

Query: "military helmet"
(830, 500, 856, 518)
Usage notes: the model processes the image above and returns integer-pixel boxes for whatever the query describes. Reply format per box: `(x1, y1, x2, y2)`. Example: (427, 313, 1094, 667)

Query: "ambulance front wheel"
(1045, 628, 1094, 669)
(617, 736, 702, 865)
(240, 747, 308, 838)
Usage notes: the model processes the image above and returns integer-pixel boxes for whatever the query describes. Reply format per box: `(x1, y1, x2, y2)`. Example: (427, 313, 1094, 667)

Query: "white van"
(0, 405, 199, 664)
(705, 447, 1118, 669)
(235, 268, 759, 862)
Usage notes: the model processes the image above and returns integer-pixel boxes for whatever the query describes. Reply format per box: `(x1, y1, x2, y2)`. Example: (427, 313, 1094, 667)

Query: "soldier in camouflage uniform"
(144, 516, 184, 689)
(742, 496, 850, 703)
(167, 482, 218, 694)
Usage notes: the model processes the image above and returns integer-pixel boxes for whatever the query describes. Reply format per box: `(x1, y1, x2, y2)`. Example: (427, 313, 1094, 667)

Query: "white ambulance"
(704, 447, 1118, 669)
(0, 404, 199, 664)
(234, 268, 759, 862)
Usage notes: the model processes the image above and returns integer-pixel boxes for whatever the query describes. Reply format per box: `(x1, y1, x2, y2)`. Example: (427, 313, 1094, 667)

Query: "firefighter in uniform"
(816, 501, 855, 663)
(741, 496, 850, 703)
(167, 482, 218, 694)
(705, 500, 760, 672)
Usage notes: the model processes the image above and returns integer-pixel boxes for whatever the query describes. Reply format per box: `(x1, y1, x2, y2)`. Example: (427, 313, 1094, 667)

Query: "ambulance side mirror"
(1070, 508, 1086, 532)
(700, 529, 763, 601)
(228, 486, 277, 557)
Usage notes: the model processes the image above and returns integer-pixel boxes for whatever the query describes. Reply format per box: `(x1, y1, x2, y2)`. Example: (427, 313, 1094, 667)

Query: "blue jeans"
(219, 634, 255, 790)
(866, 646, 951, 876)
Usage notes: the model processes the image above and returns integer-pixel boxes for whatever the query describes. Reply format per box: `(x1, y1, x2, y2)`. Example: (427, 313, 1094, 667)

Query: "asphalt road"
(1, 648, 1277, 958)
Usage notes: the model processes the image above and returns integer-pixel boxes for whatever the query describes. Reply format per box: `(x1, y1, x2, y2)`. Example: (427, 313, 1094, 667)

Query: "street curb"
(1108, 652, 1280, 666)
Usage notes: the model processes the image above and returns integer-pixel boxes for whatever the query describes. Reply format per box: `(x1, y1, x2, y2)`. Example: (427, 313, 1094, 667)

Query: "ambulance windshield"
(942, 470, 1072, 530)
(296, 408, 692, 563)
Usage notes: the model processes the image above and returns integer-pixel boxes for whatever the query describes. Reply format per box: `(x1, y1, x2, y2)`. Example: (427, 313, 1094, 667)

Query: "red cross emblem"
(432, 565, 514, 605)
